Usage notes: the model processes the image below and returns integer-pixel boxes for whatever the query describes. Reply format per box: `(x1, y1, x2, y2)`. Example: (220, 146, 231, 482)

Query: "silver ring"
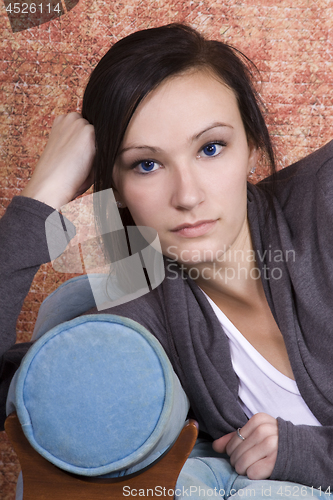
(237, 428, 245, 441)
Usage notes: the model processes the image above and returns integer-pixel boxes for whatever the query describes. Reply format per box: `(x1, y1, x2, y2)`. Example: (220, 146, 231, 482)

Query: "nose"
(170, 162, 205, 211)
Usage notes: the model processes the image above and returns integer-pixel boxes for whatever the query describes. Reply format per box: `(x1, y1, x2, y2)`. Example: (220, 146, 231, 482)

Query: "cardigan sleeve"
(0, 196, 75, 429)
(255, 140, 333, 490)
(0, 197, 55, 355)
(271, 418, 333, 490)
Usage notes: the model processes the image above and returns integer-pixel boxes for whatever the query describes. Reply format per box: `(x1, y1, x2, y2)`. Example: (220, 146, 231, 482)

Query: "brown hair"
(82, 23, 275, 227)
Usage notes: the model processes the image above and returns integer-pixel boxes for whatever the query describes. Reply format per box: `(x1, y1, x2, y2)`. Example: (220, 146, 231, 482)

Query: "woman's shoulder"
(257, 139, 333, 206)
(80, 258, 210, 358)
(80, 269, 174, 355)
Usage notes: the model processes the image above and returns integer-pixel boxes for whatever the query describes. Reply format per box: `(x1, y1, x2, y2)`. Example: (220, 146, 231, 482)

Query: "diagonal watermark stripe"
(45, 188, 165, 311)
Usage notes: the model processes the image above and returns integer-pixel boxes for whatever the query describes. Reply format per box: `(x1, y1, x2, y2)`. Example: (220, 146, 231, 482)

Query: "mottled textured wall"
(1, 1, 332, 497)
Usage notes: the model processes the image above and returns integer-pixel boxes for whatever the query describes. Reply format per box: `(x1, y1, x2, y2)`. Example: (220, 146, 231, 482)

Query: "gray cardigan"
(1, 140, 333, 490)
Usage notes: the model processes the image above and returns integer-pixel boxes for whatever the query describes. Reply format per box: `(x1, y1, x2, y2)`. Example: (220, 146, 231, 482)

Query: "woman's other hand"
(212, 413, 278, 480)
(21, 112, 95, 210)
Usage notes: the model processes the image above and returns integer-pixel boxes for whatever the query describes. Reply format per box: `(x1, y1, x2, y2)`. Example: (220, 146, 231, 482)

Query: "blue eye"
(136, 160, 160, 174)
(200, 142, 224, 157)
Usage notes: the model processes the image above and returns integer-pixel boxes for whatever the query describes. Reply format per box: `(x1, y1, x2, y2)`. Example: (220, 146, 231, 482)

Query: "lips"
(171, 219, 217, 232)
(170, 219, 218, 237)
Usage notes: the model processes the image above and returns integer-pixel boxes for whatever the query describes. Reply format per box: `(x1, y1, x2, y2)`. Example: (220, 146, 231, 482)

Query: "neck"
(180, 218, 264, 306)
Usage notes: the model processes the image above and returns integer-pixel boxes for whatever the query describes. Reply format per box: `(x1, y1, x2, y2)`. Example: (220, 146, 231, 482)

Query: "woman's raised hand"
(21, 112, 95, 210)
(212, 413, 278, 480)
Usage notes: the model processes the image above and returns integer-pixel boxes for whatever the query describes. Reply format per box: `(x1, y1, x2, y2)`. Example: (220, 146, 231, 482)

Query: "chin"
(164, 244, 221, 265)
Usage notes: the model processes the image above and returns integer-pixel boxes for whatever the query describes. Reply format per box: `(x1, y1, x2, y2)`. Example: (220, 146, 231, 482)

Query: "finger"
(226, 414, 277, 456)
(246, 452, 278, 480)
(54, 111, 81, 124)
(227, 420, 277, 459)
(225, 427, 249, 456)
(241, 413, 276, 436)
(212, 432, 235, 453)
(53, 114, 65, 126)
(230, 434, 278, 477)
(52, 113, 87, 139)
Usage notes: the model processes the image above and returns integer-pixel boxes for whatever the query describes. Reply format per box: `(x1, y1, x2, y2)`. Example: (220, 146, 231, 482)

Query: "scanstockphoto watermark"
(122, 485, 255, 497)
(167, 245, 296, 265)
(167, 262, 284, 282)
(122, 485, 328, 497)
(166, 245, 296, 283)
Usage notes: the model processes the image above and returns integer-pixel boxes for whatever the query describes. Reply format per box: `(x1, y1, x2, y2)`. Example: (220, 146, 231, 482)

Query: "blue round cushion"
(7, 314, 189, 476)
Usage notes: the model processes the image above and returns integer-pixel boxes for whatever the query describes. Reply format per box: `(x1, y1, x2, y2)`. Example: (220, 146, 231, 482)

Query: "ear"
(247, 143, 259, 175)
(112, 186, 127, 209)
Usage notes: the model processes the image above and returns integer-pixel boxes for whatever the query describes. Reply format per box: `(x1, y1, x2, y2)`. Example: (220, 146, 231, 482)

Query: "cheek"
(209, 166, 248, 206)
(125, 192, 162, 229)
(122, 178, 167, 225)
(207, 144, 250, 191)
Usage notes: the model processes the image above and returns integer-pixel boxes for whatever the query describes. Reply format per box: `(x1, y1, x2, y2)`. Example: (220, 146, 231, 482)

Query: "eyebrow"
(194, 121, 233, 140)
(117, 122, 233, 157)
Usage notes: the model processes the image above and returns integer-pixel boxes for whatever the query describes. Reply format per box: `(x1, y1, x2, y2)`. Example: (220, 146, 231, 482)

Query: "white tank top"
(200, 289, 321, 426)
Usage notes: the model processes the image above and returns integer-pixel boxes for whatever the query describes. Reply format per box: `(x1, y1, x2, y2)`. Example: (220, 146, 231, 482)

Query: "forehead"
(121, 69, 243, 146)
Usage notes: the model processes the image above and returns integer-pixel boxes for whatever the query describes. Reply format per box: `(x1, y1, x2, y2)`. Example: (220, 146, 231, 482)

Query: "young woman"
(1, 23, 333, 498)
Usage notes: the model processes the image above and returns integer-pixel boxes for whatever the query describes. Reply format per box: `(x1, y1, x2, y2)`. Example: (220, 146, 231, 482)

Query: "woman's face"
(113, 69, 258, 266)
